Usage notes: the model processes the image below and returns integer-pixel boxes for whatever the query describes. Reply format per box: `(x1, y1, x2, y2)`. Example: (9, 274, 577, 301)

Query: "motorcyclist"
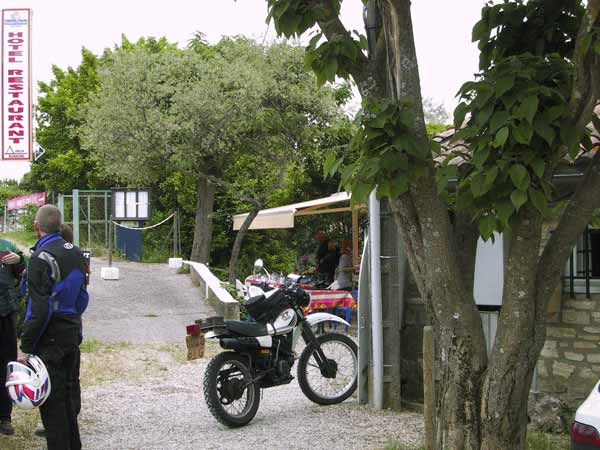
(20, 205, 89, 450)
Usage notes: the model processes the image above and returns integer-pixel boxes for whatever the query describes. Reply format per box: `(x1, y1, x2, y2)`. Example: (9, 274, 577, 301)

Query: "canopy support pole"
(352, 206, 359, 268)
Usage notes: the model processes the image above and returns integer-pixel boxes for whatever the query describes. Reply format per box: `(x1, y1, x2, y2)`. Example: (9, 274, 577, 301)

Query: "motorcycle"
(200, 285, 357, 428)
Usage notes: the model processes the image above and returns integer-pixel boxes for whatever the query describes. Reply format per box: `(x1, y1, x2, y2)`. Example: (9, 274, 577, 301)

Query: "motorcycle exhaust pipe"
(220, 337, 260, 352)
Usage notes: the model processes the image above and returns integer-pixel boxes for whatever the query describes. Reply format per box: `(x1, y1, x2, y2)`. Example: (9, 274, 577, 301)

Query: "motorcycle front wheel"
(297, 332, 358, 405)
(203, 352, 260, 427)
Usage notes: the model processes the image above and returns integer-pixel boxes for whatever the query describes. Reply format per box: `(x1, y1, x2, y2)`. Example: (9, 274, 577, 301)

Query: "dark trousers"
(0, 313, 17, 421)
(38, 342, 81, 450)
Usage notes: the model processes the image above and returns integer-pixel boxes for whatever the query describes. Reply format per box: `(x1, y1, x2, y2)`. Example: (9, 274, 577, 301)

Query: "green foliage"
(267, 0, 367, 86)
(32, 35, 181, 196)
(18, 205, 39, 233)
(267, 0, 341, 38)
(0, 231, 37, 249)
(426, 123, 451, 136)
(526, 432, 569, 450)
(80, 36, 346, 267)
(452, 52, 583, 239)
(305, 32, 366, 85)
(324, 98, 430, 205)
(0, 180, 28, 206)
(473, 0, 584, 70)
(32, 48, 105, 194)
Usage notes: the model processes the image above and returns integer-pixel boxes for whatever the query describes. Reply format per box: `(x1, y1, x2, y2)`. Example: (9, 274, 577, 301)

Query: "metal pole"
(2, 205, 6, 233)
(357, 237, 371, 405)
(368, 190, 383, 410)
(104, 191, 109, 249)
(108, 215, 113, 267)
(177, 209, 182, 256)
(585, 225, 590, 298)
(87, 195, 91, 249)
(173, 210, 177, 257)
(72, 189, 80, 246)
(352, 206, 359, 269)
(569, 248, 575, 299)
(57, 194, 64, 219)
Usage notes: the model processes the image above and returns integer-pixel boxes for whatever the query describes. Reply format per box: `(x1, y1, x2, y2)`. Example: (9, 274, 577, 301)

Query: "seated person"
(329, 240, 353, 291)
(319, 241, 339, 285)
(314, 231, 329, 274)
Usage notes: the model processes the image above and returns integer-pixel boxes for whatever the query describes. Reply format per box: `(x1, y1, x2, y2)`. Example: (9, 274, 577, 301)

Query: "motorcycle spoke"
(304, 340, 357, 400)
(216, 362, 254, 418)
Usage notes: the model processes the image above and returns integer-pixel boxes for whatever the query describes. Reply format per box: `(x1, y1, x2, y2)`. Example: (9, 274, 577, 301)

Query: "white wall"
(473, 232, 504, 306)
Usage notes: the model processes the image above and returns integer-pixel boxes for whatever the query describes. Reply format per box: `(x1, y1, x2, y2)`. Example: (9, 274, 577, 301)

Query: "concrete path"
(84, 258, 216, 344)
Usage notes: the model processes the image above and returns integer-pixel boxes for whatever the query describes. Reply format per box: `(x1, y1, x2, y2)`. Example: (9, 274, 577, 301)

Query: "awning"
(232, 192, 351, 231)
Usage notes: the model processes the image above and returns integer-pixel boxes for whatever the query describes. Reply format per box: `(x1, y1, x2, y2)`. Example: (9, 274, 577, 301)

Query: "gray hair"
(35, 205, 62, 234)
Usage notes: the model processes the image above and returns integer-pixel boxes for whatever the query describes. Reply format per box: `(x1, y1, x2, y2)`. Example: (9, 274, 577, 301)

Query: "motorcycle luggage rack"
(197, 316, 226, 334)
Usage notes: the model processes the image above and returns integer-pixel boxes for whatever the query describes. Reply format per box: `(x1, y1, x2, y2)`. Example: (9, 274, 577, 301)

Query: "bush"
(18, 205, 39, 232)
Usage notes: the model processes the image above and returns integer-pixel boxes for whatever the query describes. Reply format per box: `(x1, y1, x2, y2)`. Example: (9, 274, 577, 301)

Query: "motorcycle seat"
(225, 320, 268, 337)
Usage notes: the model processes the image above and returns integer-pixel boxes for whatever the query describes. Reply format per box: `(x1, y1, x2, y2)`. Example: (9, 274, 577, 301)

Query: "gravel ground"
(80, 346, 424, 450)
(84, 258, 215, 343)
(76, 260, 424, 450)
(4, 258, 422, 450)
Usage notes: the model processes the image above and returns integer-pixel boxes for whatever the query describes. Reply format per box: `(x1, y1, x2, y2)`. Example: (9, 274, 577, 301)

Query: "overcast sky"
(0, 0, 484, 182)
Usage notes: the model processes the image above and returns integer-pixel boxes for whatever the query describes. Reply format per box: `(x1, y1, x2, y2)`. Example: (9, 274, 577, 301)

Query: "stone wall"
(538, 293, 600, 406)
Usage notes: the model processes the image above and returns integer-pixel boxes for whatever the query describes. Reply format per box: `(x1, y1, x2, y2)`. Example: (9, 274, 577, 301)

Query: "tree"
(33, 36, 178, 196)
(0, 180, 28, 207)
(224, 42, 342, 284)
(32, 49, 103, 194)
(82, 38, 341, 265)
(264, 1, 600, 449)
(422, 97, 450, 125)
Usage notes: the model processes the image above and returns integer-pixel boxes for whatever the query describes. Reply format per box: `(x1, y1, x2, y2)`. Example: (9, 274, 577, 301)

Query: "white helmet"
(5, 355, 51, 409)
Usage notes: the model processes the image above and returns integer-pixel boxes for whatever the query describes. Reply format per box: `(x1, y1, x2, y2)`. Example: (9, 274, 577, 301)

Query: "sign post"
(101, 215, 119, 280)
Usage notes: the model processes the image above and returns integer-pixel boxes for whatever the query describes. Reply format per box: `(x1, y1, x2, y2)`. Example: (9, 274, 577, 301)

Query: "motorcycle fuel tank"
(272, 308, 297, 335)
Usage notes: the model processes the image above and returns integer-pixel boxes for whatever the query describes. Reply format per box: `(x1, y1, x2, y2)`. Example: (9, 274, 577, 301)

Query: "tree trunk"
(390, 190, 488, 450)
(480, 209, 544, 450)
(381, 1, 488, 446)
(352, 2, 600, 449)
(190, 176, 215, 263)
(227, 165, 286, 285)
(228, 208, 260, 285)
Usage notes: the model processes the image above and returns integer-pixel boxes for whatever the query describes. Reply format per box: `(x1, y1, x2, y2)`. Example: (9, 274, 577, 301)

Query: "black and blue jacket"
(21, 233, 89, 354)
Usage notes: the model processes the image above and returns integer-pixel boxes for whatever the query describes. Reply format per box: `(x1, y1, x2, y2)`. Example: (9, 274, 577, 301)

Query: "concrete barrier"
(183, 261, 240, 320)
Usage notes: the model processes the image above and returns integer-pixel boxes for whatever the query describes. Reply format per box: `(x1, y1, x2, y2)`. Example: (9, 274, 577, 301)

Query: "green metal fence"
(58, 189, 111, 249)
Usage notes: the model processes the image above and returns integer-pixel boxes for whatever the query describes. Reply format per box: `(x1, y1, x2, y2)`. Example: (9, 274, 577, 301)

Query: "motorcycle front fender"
(305, 312, 350, 329)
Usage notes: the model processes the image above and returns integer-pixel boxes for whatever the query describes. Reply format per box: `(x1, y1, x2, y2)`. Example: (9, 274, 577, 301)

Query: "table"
(306, 289, 356, 331)
(306, 290, 356, 311)
(244, 280, 356, 328)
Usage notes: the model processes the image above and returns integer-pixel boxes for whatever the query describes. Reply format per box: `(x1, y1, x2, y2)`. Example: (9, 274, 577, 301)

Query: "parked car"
(572, 380, 600, 449)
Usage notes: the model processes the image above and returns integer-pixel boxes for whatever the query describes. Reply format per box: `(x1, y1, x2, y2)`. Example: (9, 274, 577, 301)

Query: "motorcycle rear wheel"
(297, 332, 358, 405)
(203, 352, 260, 427)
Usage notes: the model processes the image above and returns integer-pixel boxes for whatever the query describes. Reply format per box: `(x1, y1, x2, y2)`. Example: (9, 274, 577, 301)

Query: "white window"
(564, 227, 600, 295)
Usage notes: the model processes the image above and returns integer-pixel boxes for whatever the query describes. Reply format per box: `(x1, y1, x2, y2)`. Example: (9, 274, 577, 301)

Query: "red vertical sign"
(1, 9, 32, 161)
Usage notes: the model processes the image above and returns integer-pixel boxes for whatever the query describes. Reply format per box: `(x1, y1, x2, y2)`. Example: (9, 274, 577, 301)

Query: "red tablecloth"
(245, 279, 356, 312)
(306, 290, 356, 311)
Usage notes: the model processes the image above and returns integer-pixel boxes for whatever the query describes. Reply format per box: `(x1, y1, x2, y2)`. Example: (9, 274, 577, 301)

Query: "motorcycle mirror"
(253, 259, 264, 274)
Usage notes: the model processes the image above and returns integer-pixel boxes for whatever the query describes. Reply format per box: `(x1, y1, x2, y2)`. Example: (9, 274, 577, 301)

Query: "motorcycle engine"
(277, 358, 293, 378)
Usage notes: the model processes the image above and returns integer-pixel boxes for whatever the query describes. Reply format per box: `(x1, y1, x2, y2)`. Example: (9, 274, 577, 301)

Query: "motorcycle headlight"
(296, 288, 310, 308)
